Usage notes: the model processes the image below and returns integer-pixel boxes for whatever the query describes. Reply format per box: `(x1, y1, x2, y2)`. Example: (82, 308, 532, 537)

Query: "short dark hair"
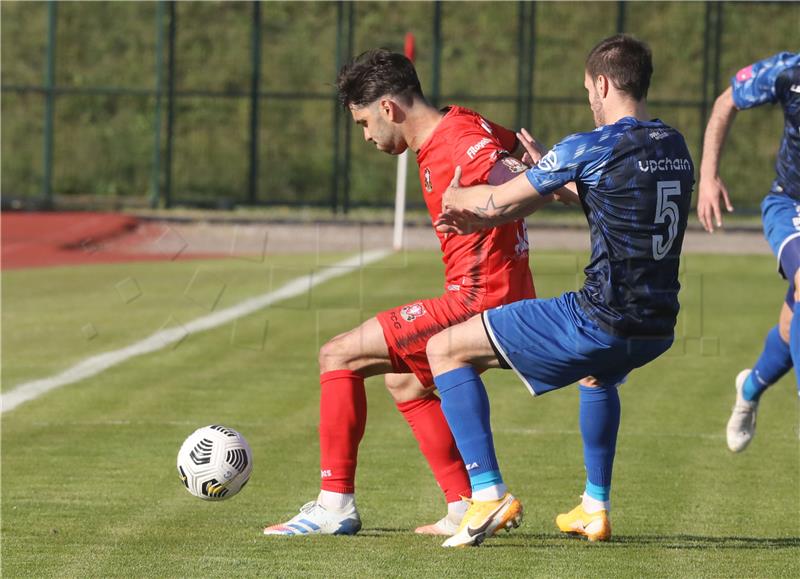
(336, 49, 424, 108)
(585, 34, 653, 101)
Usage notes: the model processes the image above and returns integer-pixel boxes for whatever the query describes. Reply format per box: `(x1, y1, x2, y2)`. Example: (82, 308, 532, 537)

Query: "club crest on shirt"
(400, 302, 427, 322)
(500, 156, 528, 173)
(424, 167, 433, 193)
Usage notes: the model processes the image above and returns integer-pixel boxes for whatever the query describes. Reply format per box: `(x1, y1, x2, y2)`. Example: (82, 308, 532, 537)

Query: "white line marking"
(2, 249, 391, 414)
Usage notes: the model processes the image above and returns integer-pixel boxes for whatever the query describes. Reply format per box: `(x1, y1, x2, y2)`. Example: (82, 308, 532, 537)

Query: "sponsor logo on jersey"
(537, 150, 558, 172)
(321, 469, 332, 478)
(465, 462, 479, 470)
(736, 64, 754, 82)
(400, 302, 427, 322)
(467, 137, 492, 159)
(637, 157, 692, 173)
(479, 117, 493, 135)
(424, 167, 433, 192)
(447, 284, 461, 292)
(649, 129, 670, 140)
(501, 156, 528, 173)
(790, 84, 800, 94)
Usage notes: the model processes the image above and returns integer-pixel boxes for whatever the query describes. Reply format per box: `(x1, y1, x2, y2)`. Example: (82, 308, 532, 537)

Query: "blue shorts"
(761, 193, 800, 307)
(482, 293, 673, 396)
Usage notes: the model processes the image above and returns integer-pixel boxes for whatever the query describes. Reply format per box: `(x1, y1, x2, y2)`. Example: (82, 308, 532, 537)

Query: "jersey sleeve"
(730, 52, 798, 110)
(452, 121, 516, 187)
(525, 131, 614, 195)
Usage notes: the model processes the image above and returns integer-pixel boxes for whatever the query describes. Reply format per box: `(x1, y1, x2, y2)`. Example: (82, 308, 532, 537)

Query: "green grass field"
(2, 250, 798, 577)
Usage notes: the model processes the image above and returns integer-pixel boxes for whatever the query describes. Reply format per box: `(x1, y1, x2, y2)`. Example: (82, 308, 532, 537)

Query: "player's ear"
(378, 97, 394, 119)
(381, 98, 405, 123)
(596, 75, 610, 99)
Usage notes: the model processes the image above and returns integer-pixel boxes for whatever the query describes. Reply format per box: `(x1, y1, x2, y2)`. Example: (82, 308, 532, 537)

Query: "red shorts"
(375, 292, 484, 387)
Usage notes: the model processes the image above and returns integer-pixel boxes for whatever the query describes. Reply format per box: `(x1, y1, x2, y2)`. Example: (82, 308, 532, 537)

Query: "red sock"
(319, 370, 367, 494)
(396, 393, 472, 502)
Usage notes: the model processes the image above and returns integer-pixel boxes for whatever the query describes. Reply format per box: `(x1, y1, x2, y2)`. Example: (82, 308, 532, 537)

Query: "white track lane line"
(2, 249, 390, 414)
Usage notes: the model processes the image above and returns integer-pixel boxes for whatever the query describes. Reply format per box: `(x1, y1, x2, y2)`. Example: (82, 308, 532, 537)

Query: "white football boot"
(726, 369, 758, 453)
(263, 500, 361, 536)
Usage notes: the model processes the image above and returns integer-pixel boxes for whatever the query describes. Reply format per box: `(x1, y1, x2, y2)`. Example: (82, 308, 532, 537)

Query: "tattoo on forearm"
(473, 194, 518, 220)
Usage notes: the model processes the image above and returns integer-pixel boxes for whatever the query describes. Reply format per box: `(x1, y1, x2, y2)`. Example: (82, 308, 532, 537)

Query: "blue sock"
(792, 307, 800, 393)
(579, 384, 620, 502)
(434, 366, 503, 491)
(743, 325, 793, 402)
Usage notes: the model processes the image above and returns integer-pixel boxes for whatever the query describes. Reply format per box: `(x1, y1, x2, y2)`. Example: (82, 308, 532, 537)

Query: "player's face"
(349, 102, 408, 155)
(584, 71, 605, 127)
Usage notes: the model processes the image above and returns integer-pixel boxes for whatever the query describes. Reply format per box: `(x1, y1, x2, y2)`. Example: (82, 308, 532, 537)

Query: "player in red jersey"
(263, 49, 540, 537)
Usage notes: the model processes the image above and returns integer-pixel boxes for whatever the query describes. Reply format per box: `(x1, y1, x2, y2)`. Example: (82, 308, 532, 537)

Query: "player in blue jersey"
(423, 34, 694, 547)
(697, 52, 800, 452)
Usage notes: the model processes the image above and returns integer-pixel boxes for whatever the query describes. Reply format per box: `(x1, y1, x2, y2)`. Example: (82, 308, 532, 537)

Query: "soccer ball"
(177, 425, 253, 500)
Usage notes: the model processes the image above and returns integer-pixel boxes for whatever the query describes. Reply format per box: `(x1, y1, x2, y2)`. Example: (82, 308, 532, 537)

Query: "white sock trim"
(582, 492, 610, 513)
(472, 483, 507, 502)
(318, 490, 355, 511)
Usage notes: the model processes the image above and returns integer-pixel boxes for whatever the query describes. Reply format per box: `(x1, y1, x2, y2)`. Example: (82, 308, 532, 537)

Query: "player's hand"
(435, 207, 481, 235)
(516, 127, 547, 166)
(553, 185, 580, 206)
(441, 165, 463, 213)
(697, 175, 734, 233)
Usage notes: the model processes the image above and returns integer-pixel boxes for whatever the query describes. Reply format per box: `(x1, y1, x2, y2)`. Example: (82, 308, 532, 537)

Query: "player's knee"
(426, 331, 454, 374)
(318, 337, 355, 373)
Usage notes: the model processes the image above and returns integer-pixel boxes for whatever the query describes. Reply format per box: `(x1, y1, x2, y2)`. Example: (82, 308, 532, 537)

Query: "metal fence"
(1, 1, 795, 212)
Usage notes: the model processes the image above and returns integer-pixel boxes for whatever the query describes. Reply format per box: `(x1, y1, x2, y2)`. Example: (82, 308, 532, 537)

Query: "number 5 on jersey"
(653, 181, 681, 260)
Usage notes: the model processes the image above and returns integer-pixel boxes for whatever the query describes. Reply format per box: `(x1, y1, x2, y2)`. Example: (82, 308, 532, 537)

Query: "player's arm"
(517, 127, 580, 206)
(697, 86, 737, 233)
(435, 168, 548, 234)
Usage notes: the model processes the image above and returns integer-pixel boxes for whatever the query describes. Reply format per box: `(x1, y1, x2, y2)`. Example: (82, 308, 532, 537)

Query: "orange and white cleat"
(556, 503, 611, 542)
(441, 493, 523, 547)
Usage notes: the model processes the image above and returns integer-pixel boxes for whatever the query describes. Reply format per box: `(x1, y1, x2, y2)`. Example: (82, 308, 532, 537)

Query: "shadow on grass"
(338, 528, 799, 550)
(479, 532, 800, 550)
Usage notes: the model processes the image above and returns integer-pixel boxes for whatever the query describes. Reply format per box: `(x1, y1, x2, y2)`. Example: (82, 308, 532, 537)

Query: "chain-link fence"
(2, 1, 796, 212)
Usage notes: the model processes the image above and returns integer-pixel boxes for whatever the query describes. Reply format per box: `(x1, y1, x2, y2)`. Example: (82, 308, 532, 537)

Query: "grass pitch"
(2, 250, 798, 577)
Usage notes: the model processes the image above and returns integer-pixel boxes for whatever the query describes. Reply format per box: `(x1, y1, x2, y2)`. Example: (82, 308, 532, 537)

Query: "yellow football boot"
(556, 503, 611, 542)
(442, 493, 523, 547)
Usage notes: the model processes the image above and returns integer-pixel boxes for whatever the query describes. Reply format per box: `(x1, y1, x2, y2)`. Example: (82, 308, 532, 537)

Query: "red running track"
(2, 212, 207, 270)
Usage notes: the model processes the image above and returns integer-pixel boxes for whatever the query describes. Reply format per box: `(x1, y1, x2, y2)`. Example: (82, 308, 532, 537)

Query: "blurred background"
(2, 0, 797, 214)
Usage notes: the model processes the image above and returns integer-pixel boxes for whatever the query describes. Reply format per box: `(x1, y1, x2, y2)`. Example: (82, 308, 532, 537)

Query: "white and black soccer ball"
(177, 425, 253, 501)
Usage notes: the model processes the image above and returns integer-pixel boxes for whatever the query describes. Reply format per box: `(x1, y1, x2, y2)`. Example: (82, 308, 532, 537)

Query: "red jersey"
(415, 106, 534, 308)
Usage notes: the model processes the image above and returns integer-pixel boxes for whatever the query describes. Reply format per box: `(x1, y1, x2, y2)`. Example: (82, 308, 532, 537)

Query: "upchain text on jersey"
(731, 52, 800, 199)
(526, 117, 695, 338)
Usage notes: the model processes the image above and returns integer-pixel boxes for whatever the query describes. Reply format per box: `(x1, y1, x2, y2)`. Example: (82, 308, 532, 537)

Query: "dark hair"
(336, 49, 424, 108)
(585, 34, 653, 101)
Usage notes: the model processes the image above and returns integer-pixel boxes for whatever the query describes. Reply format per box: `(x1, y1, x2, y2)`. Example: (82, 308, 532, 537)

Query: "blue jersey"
(526, 117, 694, 337)
(731, 52, 800, 199)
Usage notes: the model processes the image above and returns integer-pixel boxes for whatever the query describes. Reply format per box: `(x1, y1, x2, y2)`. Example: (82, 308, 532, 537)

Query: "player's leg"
(426, 314, 522, 547)
(727, 301, 794, 452)
(384, 373, 470, 535)
(790, 268, 800, 389)
(264, 317, 392, 536)
(727, 202, 800, 451)
(555, 379, 620, 542)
